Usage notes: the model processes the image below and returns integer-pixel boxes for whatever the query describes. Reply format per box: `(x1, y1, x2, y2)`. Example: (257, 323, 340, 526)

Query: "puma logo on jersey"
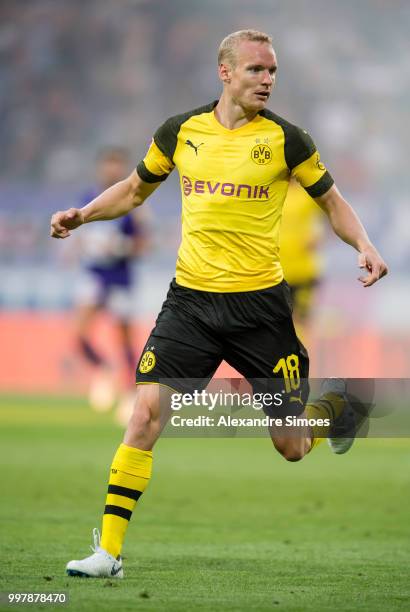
(185, 140, 204, 155)
(289, 392, 304, 406)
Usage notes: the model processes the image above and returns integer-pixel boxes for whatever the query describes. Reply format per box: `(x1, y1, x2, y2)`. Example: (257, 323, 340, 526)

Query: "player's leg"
(107, 284, 136, 377)
(75, 273, 117, 411)
(222, 281, 347, 460)
(279, 282, 356, 454)
(108, 286, 139, 424)
(117, 318, 135, 375)
(307, 378, 375, 455)
(76, 302, 106, 367)
(67, 280, 223, 577)
(111, 317, 134, 425)
(77, 301, 117, 412)
(113, 317, 139, 425)
(267, 420, 312, 462)
(75, 270, 108, 367)
(101, 282, 223, 557)
(270, 384, 347, 459)
(66, 383, 164, 579)
(98, 383, 172, 566)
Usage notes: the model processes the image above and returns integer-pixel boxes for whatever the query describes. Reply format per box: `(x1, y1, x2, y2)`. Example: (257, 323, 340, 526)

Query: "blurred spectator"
(68, 147, 150, 417)
(1, 0, 408, 190)
(280, 179, 326, 344)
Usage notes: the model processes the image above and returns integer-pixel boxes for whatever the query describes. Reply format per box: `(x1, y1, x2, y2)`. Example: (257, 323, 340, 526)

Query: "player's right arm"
(50, 170, 160, 239)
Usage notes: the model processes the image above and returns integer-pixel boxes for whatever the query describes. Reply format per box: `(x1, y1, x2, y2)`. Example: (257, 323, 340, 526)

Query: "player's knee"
(124, 403, 160, 449)
(127, 386, 161, 436)
(130, 402, 154, 430)
(273, 440, 306, 462)
(282, 449, 305, 462)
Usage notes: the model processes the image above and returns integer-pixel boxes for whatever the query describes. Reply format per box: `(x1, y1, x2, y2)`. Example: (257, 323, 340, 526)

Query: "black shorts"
(136, 279, 309, 415)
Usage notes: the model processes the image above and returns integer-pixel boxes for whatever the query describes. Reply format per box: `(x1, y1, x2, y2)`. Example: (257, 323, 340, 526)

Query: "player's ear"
(218, 62, 232, 84)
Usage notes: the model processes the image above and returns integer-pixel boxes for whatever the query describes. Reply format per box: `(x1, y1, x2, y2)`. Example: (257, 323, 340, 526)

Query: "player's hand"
(357, 246, 388, 287)
(50, 208, 85, 239)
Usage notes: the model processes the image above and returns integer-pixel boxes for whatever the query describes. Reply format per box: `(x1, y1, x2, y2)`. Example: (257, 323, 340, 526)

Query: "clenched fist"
(50, 208, 85, 239)
(357, 247, 388, 287)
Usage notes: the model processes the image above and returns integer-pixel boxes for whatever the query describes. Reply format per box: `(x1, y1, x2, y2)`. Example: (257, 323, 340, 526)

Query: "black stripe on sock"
(104, 505, 132, 521)
(318, 399, 337, 421)
(108, 484, 143, 501)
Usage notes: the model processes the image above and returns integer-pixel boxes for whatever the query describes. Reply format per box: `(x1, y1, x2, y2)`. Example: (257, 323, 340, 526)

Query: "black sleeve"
(153, 117, 179, 162)
(136, 160, 168, 183)
(283, 125, 316, 170)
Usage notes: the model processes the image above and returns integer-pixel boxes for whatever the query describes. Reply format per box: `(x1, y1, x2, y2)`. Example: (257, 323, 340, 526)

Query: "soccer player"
(73, 147, 150, 413)
(50, 30, 387, 578)
(280, 177, 325, 341)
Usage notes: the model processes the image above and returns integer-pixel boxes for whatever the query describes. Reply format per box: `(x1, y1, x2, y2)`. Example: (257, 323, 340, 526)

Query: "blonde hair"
(218, 30, 273, 67)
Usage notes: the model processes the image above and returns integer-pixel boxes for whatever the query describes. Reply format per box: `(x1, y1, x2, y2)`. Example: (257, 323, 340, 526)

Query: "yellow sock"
(100, 443, 152, 558)
(305, 392, 345, 452)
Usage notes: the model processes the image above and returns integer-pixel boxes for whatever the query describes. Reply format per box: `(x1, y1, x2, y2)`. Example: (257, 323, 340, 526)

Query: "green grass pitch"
(0, 395, 409, 611)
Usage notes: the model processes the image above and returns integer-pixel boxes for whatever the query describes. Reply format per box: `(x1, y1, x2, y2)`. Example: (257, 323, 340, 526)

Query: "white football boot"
(66, 528, 123, 578)
(320, 378, 357, 455)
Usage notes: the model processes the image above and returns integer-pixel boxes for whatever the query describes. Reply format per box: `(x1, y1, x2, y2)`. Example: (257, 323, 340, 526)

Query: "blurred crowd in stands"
(0, 0, 409, 308)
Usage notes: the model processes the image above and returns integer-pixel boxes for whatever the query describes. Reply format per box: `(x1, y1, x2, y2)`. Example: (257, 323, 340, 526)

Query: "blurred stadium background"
(0, 0, 409, 392)
(1, 3, 410, 609)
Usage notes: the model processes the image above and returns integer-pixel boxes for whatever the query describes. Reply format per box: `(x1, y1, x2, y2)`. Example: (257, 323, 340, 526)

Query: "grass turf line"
(0, 396, 409, 611)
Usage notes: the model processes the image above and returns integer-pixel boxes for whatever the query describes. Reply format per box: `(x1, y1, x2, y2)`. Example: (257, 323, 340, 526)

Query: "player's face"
(222, 41, 277, 112)
(97, 157, 129, 188)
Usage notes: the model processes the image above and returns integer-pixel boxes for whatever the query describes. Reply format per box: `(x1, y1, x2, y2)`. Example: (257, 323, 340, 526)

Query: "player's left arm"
(314, 184, 388, 287)
(288, 126, 388, 287)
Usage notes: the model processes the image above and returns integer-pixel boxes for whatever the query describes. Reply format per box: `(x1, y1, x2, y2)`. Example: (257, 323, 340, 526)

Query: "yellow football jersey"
(137, 101, 333, 292)
(280, 180, 325, 284)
